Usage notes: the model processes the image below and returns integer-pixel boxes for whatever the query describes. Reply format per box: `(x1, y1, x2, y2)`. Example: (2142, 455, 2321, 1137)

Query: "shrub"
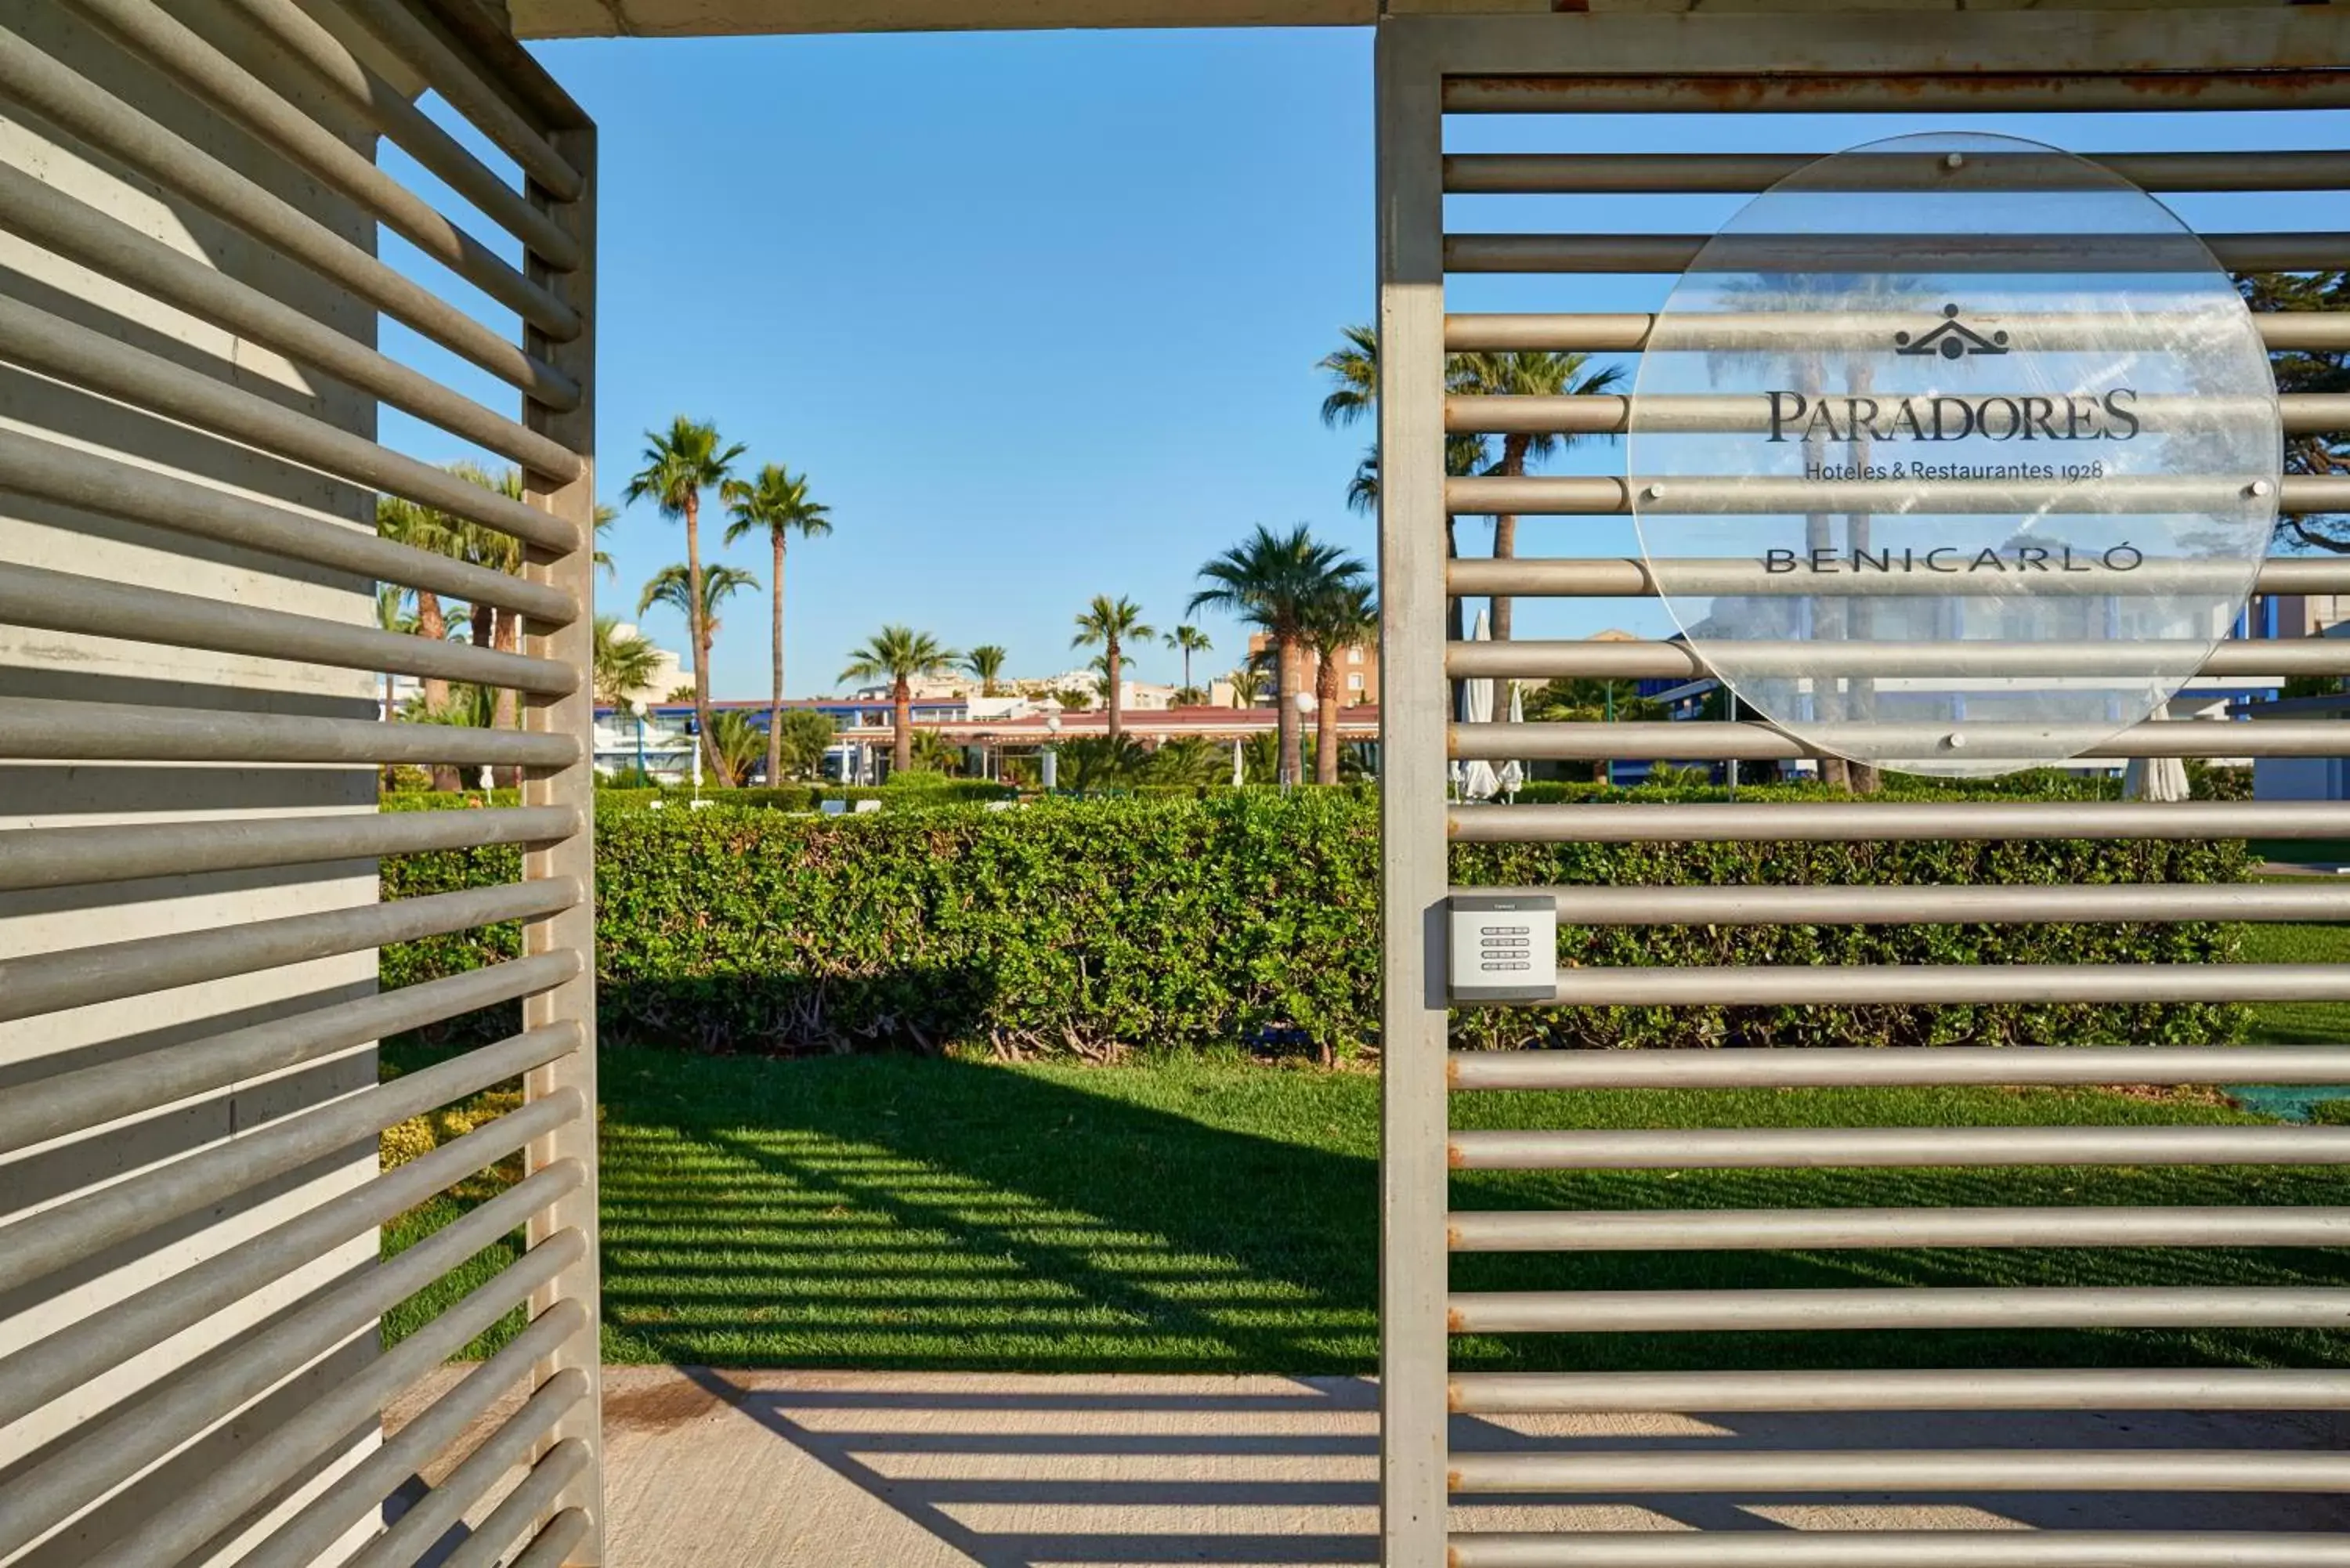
(383, 793, 2251, 1060)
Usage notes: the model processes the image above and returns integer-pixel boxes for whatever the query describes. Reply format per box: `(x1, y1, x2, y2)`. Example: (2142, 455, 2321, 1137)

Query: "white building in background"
(603, 621, 686, 710)
(1020, 669, 1178, 711)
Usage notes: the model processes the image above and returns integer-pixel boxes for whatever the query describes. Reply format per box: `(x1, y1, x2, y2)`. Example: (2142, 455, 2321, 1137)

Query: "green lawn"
(388, 1046, 2350, 1375)
(2244, 920, 2350, 1044)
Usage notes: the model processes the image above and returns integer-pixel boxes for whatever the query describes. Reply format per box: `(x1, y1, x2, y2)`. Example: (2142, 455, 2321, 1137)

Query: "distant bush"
(383, 793, 2251, 1060)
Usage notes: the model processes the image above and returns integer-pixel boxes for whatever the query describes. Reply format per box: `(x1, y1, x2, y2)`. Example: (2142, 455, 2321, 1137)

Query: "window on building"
(1347, 647, 1364, 664)
(1348, 674, 1365, 691)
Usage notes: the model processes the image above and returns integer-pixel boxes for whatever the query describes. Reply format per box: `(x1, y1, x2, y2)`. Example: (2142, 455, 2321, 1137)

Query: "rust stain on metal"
(1448, 1305, 1466, 1332)
(1448, 1140, 1466, 1167)
(1447, 70, 2350, 114)
(1446, 1223, 1462, 1248)
(1446, 1382, 1465, 1412)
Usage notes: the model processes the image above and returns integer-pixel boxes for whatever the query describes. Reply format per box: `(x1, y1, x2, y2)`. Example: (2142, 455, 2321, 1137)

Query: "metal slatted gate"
(0, 3, 599, 1566)
(1376, 12, 2350, 1568)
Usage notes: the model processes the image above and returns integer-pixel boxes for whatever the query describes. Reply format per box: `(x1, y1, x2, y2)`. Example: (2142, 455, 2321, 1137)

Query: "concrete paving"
(386, 1367, 2350, 1566)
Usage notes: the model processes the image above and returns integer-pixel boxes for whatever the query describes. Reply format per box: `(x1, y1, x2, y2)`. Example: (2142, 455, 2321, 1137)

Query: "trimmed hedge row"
(383, 791, 2252, 1059)
(385, 778, 1017, 814)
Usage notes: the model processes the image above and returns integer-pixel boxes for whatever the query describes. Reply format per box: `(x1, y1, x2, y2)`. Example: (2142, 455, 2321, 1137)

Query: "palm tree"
(592, 615, 662, 707)
(1318, 327, 1488, 666)
(1163, 624, 1212, 697)
(374, 582, 413, 718)
(908, 728, 965, 776)
(706, 710, 768, 785)
(638, 562, 758, 783)
(839, 625, 958, 775)
(624, 417, 744, 786)
(1189, 526, 1367, 786)
(1318, 324, 1491, 517)
(591, 501, 619, 579)
(1227, 666, 1263, 707)
(1303, 583, 1379, 785)
(721, 463, 833, 789)
(1451, 349, 1626, 641)
(1072, 594, 1156, 742)
(963, 645, 1008, 697)
(439, 464, 529, 777)
(376, 494, 461, 790)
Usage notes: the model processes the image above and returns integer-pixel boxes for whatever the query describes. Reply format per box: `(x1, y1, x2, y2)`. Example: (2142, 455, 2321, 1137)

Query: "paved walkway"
(389, 1368, 2350, 1566)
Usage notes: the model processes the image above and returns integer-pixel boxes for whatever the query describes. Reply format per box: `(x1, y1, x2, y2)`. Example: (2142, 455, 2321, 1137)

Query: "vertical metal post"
(521, 121, 603, 1563)
(1376, 22, 1451, 1568)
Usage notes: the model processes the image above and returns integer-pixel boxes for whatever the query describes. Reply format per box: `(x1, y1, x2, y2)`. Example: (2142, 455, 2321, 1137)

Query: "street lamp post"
(1290, 689, 1314, 789)
(628, 697, 647, 783)
(1041, 711, 1061, 792)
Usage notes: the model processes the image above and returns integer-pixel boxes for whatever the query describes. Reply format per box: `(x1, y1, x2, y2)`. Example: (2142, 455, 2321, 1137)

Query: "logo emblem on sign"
(1895, 304, 2011, 359)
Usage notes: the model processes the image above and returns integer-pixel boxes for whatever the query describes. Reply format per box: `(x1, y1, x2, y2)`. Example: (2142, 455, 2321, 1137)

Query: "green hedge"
(383, 792, 2251, 1059)
(385, 780, 1013, 814)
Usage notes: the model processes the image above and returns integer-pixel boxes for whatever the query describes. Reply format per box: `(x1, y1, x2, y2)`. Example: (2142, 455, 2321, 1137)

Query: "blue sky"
(380, 28, 2337, 699)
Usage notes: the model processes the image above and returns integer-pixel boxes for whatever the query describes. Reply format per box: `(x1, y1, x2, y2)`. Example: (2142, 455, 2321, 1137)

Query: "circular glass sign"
(1629, 131, 2279, 776)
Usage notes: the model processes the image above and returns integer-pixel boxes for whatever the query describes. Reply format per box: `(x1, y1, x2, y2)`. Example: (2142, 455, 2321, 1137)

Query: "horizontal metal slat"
(1474, 882, 2350, 927)
(1443, 311, 2350, 355)
(0, 162, 582, 479)
(0, 1089, 583, 1431)
(1448, 800, 2350, 845)
(220, 0, 580, 269)
(1441, 73, 2350, 117)
(436, 1440, 593, 1568)
(1448, 1125, 2350, 1172)
(0, 20, 578, 406)
(1441, 149, 2350, 195)
(342, 1382, 590, 1568)
(1444, 231, 2350, 274)
(1447, 1367, 2350, 1414)
(1531, 962, 2350, 1007)
(1445, 475, 2343, 518)
(1447, 1205, 2350, 1252)
(332, 0, 586, 199)
(1449, 555, 2350, 599)
(0, 563, 577, 695)
(0, 804, 580, 893)
(67, 0, 580, 338)
(0, 953, 580, 1154)
(230, 1301, 589, 1568)
(1449, 1449, 2350, 1494)
(1452, 721, 2346, 763)
(1446, 392, 2350, 439)
(0, 1183, 585, 1562)
(0, 876, 580, 1024)
(0, 428, 577, 623)
(1446, 638, 2350, 681)
(1447, 1286, 2350, 1335)
(1447, 1044, 2350, 1092)
(0, 695, 580, 767)
(0, 296, 578, 550)
(0, 1024, 580, 1289)
(90, 1297, 586, 1568)
(1447, 1531, 2350, 1568)
(505, 1512, 592, 1568)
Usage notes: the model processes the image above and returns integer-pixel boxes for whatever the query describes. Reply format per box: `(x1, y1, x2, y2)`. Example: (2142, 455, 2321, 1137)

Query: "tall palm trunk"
(1105, 637, 1123, 742)
(766, 534, 786, 788)
(1490, 433, 1530, 644)
(1274, 635, 1303, 786)
(381, 667, 396, 793)
(414, 590, 459, 792)
(685, 493, 728, 786)
(892, 676, 913, 775)
(491, 607, 519, 789)
(1314, 654, 1341, 785)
